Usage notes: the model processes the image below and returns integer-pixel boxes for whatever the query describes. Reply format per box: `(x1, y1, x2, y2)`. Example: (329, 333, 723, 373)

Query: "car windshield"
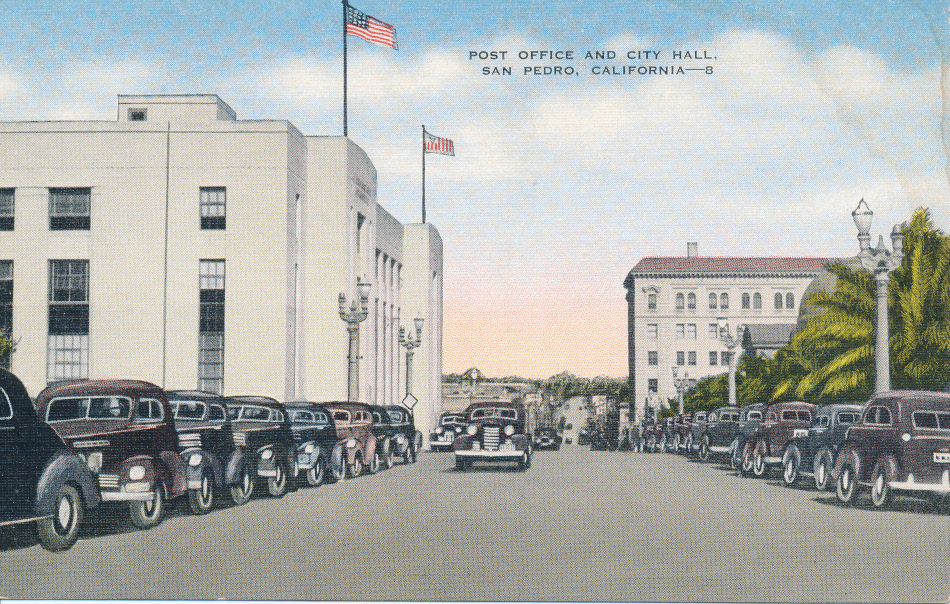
(470, 407, 518, 420)
(912, 411, 950, 430)
(46, 396, 132, 422)
(442, 415, 464, 424)
(171, 401, 207, 420)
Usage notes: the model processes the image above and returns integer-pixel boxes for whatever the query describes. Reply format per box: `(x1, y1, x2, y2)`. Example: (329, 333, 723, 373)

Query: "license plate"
(934, 452, 950, 463)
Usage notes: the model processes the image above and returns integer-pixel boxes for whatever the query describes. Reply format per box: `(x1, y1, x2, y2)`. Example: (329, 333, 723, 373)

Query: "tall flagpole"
(342, 0, 348, 137)
(422, 125, 426, 224)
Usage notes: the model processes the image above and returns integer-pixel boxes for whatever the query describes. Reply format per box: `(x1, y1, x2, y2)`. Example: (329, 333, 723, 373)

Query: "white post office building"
(624, 243, 828, 422)
(0, 94, 443, 438)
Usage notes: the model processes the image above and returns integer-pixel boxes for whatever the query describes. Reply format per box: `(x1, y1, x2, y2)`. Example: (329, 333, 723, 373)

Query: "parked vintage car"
(166, 390, 243, 513)
(658, 417, 677, 452)
(430, 411, 466, 452)
(36, 379, 186, 530)
(834, 391, 950, 509)
(0, 369, 99, 551)
(780, 402, 863, 489)
(370, 404, 422, 467)
(533, 427, 562, 450)
(453, 401, 531, 470)
(682, 410, 707, 457)
(741, 401, 816, 478)
(322, 402, 379, 480)
(696, 406, 740, 462)
(671, 413, 692, 453)
(642, 419, 662, 452)
(284, 401, 337, 487)
(729, 403, 766, 470)
(225, 396, 296, 501)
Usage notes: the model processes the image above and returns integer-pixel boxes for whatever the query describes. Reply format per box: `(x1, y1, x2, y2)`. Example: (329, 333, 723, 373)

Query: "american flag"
(346, 5, 398, 50)
(424, 131, 454, 156)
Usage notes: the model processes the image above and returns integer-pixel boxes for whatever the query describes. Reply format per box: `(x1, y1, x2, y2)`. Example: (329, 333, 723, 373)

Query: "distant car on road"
(780, 402, 862, 490)
(430, 411, 466, 452)
(453, 401, 531, 470)
(834, 391, 950, 509)
(0, 369, 99, 551)
(533, 427, 562, 450)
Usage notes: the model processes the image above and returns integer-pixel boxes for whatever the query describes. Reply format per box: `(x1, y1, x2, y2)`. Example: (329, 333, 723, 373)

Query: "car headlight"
(128, 465, 146, 481)
(467, 424, 477, 435)
(435, 427, 444, 435)
(87, 452, 103, 474)
(189, 453, 202, 467)
(455, 426, 462, 433)
(304, 444, 315, 454)
(346, 439, 357, 449)
(261, 448, 274, 460)
(504, 425, 515, 436)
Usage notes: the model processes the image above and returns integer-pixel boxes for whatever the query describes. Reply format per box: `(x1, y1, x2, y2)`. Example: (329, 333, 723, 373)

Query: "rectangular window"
(199, 260, 225, 393)
(47, 260, 89, 382)
(128, 108, 147, 121)
(709, 323, 718, 339)
(648, 351, 658, 366)
(676, 351, 685, 366)
(676, 323, 685, 339)
(721, 351, 731, 366)
(709, 351, 718, 365)
(687, 324, 696, 339)
(648, 378, 658, 393)
(688, 351, 697, 366)
(49, 188, 90, 230)
(0, 261, 10, 370)
(647, 324, 658, 339)
(200, 187, 226, 230)
(0, 189, 13, 231)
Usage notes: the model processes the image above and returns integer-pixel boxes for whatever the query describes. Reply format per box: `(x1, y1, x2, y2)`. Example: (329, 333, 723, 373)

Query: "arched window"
(687, 293, 696, 309)
(775, 292, 783, 309)
(709, 293, 717, 309)
(741, 293, 750, 309)
(753, 293, 762, 309)
(676, 293, 685, 310)
(720, 293, 729, 309)
(786, 292, 794, 309)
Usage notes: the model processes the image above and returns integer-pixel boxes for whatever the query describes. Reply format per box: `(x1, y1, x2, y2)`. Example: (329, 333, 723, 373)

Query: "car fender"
(225, 449, 247, 485)
(159, 450, 188, 499)
(875, 454, 899, 485)
(512, 434, 529, 450)
(782, 442, 801, 467)
(833, 446, 861, 481)
(365, 435, 378, 460)
(181, 449, 225, 488)
(35, 452, 99, 517)
(297, 443, 322, 469)
(331, 441, 346, 469)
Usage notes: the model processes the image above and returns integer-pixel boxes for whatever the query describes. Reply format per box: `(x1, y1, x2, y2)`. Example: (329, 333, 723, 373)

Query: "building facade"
(0, 94, 443, 439)
(624, 243, 828, 421)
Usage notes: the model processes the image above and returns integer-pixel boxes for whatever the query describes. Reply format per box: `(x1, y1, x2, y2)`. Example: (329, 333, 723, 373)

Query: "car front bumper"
(455, 449, 525, 461)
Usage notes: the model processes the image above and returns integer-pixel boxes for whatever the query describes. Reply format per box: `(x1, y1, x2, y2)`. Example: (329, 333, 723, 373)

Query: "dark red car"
(835, 391, 950, 509)
(322, 402, 379, 480)
(741, 401, 816, 478)
(36, 379, 187, 530)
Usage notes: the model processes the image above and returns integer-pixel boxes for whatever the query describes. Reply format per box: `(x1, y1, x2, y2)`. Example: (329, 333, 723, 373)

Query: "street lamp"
(399, 316, 424, 400)
(852, 199, 904, 393)
(339, 278, 371, 402)
(671, 366, 691, 415)
(718, 318, 745, 407)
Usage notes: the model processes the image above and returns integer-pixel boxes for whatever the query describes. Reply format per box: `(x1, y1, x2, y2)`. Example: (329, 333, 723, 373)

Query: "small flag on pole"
(424, 131, 455, 156)
(346, 4, 398, 50)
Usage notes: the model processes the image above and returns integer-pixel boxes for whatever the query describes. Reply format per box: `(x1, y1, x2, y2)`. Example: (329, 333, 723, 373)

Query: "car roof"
(0, 368, 34, 416)
(227, 395, 282, 408)
(166, 390, 227, 403)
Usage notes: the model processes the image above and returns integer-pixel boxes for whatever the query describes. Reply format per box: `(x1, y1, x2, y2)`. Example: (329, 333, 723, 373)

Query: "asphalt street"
(0, 446, 947, 602)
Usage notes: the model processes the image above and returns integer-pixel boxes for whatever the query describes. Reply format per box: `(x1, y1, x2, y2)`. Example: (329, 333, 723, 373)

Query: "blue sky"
(2, 0, 948, 378)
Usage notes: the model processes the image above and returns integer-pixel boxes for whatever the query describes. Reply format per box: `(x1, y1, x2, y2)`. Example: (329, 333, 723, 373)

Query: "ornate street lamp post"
(339, 278, 371, 402)
(671, 366, 691, 415)
(718, 318, 745, 407)
(852, 199, 904, 393)
(399, 316, 424, 398)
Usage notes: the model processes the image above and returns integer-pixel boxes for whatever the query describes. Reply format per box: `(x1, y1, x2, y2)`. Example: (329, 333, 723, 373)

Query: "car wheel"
(658, 434, 667, 452)
(230, 468, 254, 505)
(836, 463, 859, 505)
(518, 451, 529, 471)
(405, 444, 416, 464)
(813, 449, 833, 491)
(383, 438, 394, 469)
(329, 455, 346, 482)
(267, 462, 288, 497)
(347, 455, 363, 478)
(683, 434, 693, 456)
(129, 485, 164, 529)
(730, 438, 743, 470)
(306, 457, 325, 487)
(698, 436, 711, 462)
(870, 460, 892, 508)
(672, 434, 681, 453)
(36, 484, 83, 552)
(782, 448, 800, 486)
(740, 443, 754, 476)
(367, 450, 380, 474)
(188, 467, 214, 514)
(752, 447, 768, 478)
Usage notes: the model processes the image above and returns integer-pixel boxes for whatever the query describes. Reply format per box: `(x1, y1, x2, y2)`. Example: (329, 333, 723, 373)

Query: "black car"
(225, 396, 297, 501)
(730, 403, 766, 470)
(167, 390, 243, 513)
(285, 401, 337, 486)
(0, 369, 98, 551)
(695, 406, 740, 462)
(430, 411, 466, 452)
(683, 410, 707, 457)
(781, 402, 863, 490)
(371, 404, 423, 466)
(533, 427, 562, 450)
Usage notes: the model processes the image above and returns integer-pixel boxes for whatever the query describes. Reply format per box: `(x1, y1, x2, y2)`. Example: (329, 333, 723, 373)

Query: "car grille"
(98, 474, 119, 490)
(179, 433, 202, 450)
(233, 432, 246, 447)
(483, 426, 500, 451)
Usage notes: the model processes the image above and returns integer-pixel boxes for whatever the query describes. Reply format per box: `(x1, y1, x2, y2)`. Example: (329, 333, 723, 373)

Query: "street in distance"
(470, 49, 717, 76)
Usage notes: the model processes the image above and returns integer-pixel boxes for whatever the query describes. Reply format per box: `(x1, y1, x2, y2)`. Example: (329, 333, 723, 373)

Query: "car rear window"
(797, 411, 811, 421)
(748, 411, 762, 421)
(837, 412, 859, 425)
(912, 411, 950, 430)
(209, 404, 226, 421)
(238, 405, 271, 422)
(332, 410, 350, 422)
(293, 410, 316, 424)
(0, 387, 11, 420)
(172, 401, 206, 420)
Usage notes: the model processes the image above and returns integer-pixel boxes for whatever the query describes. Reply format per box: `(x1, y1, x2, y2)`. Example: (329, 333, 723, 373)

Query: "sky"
(1, 0, 948, 380)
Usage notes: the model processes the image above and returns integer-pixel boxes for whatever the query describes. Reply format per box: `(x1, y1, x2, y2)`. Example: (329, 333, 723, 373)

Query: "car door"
(0, 385, 30, 522)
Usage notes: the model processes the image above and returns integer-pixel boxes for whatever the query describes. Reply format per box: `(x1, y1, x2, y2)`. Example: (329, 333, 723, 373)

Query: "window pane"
(720, 293, 728, 309)
(775, 293, 783, 309)
(753, 293, 761, 309)
(709, 293, 717, 309)
(786, 293, 795, 309)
